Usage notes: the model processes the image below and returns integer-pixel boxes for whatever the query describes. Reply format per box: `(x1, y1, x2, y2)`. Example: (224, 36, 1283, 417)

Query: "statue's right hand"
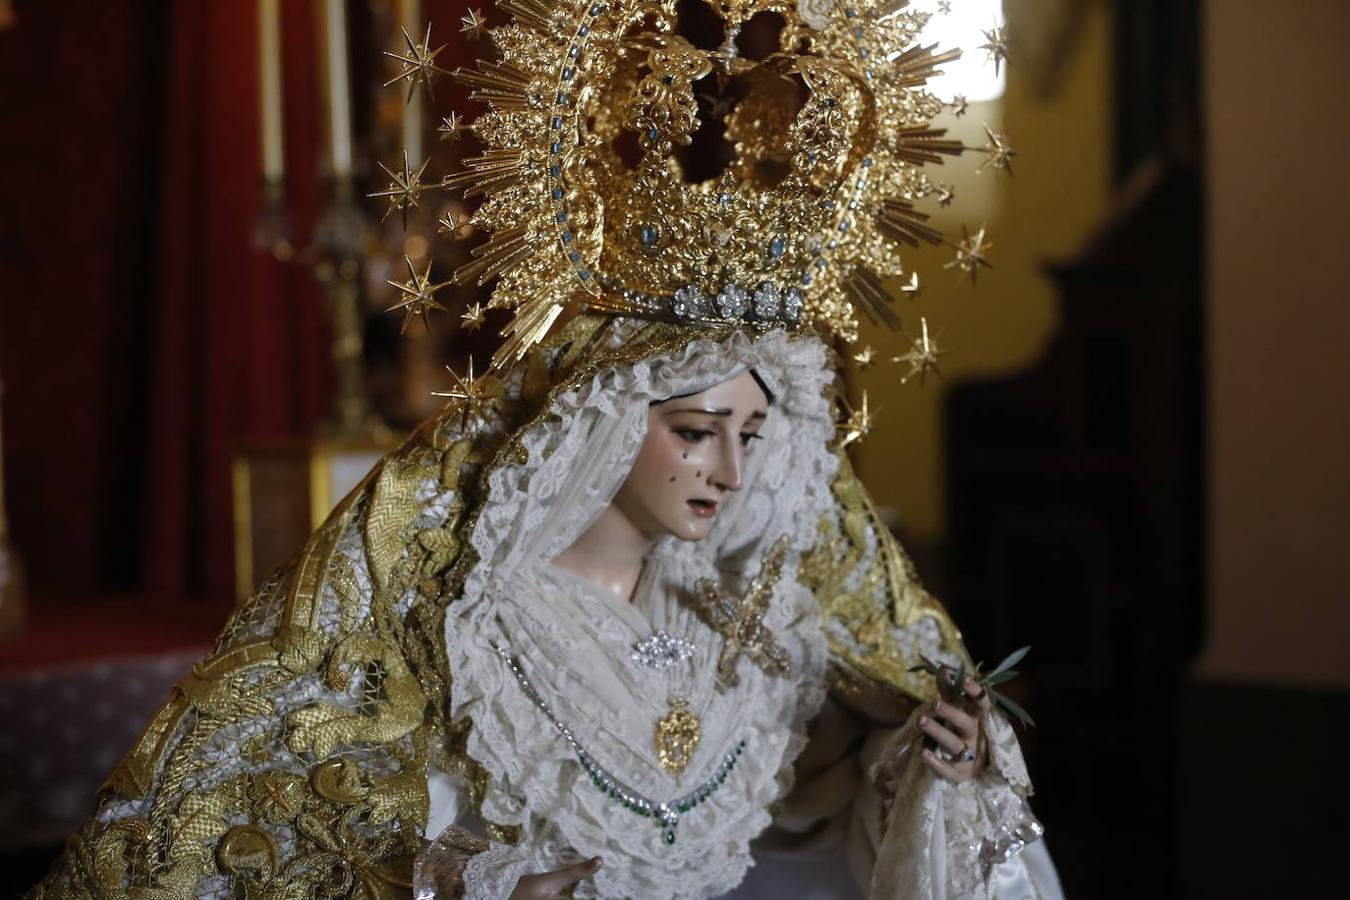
(509, 856, 603, 899)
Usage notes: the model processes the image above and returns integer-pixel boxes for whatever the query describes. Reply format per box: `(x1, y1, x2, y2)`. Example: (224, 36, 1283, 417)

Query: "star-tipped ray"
(431, 356, 495, 429)
(853, 345, 877, 371)
(460, 302, 486, 332)
(935, 182, 955, 207)
(980, 23, 1010, 77)
(944, 224, 993, 284)
(975, 124, 1016, 175)
(460, 8, 488, 40)
(386, 255, 450, 334)
(438, 209, 473, 240)
(437, 111, 468, 141)
(949, 94, 968, 118)
(838, 391, 877, 449)
(900, 271, 922, 300)
(382, 22, 452, 103)
(368, 150, 433, 228)
(894, 317, 947, 386)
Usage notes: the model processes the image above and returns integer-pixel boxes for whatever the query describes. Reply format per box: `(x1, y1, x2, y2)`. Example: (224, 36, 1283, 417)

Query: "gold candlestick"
(313, 178, 379, 436)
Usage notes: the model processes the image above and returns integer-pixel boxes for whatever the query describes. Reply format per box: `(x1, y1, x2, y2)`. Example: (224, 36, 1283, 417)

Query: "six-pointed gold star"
(438, 111, 467, 142)
(980, 23, 1010, 76)
(838, 391, 877, 449)
(460, 302, 486, 332)
(950, 94, 969, 118)
(386, 255, 450, 334)
(432, 356, 496, 429)
(459, 8, 488, 40)
(382, 22, 452, 103)
(369, 150, 433, 228)
(976, 124, 1016, 175)
(894, 317, 947, 386)
(853, 345, 876, 370)
(438, 209, 473, 240)
(944, 224, 994, 284)
(936, 182, 955, 207)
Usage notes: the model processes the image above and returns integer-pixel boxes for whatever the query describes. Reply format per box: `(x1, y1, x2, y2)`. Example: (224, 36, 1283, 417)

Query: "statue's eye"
(675, 428, 714, 443)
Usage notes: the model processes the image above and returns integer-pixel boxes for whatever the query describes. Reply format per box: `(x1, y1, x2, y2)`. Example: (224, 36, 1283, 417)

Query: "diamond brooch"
(631, 631, 697, 671)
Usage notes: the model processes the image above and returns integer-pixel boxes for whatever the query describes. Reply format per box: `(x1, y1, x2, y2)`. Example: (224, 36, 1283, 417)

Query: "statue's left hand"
(917, 675, 992, 784)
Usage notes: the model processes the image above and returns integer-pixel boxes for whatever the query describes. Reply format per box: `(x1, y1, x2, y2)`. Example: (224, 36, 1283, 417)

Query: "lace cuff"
(868, 709, 1046, 899)
(414, 825, 531, 900)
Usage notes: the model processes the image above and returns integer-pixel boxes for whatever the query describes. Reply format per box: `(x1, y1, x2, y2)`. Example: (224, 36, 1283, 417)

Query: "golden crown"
(382, 0, 1008, 371)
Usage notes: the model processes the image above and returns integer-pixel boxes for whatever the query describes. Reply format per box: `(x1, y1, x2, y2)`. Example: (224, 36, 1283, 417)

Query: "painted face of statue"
(612, 370, 771, 543)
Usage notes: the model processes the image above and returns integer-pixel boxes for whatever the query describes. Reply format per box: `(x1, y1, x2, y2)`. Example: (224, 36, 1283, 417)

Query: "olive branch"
(908, 645, 1036, 728)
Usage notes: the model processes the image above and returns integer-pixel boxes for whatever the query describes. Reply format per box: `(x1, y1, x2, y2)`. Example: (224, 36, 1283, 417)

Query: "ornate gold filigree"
(654, 697, 701, 776)
(696, 534, 794, 690)
(386, 0, 1004, 366)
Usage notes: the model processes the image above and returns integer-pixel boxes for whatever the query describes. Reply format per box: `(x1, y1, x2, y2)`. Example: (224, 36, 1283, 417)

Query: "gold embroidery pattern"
(31, 316, 973, 897)
(799, 446, 970, 725)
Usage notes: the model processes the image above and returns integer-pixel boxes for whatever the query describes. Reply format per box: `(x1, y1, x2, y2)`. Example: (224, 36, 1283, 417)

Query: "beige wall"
(1199, 0, 1350, 688)
(855, 2, 1115, 541)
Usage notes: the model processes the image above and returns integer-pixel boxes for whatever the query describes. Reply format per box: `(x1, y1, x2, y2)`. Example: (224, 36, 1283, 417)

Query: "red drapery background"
(0, 0, 334, 606)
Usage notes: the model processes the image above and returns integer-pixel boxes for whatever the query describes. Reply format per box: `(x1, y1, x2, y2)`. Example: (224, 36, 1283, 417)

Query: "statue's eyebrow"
(663, 406, 768, 421)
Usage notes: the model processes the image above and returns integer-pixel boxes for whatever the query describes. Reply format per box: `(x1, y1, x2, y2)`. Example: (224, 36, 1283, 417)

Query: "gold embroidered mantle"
(31, 316, 965, 899)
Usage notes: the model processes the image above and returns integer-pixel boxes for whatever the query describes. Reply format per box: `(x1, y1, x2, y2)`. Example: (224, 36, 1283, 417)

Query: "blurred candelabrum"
(312, 176, 382, 436)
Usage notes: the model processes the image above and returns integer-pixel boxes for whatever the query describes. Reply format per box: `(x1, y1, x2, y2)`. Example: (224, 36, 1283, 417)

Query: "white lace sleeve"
(462, 843, 533, 900)
(413, 823, 532, 900)
(866, 709, 1056, 900)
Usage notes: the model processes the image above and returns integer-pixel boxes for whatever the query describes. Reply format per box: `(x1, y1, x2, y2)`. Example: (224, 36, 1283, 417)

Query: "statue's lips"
(687, 498, 719, 518)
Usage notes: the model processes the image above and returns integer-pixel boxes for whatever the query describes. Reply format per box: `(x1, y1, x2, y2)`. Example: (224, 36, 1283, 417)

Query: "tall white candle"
(323, 0, 354, 177)
(399, 0, 423, 168)
(258, 0, 284, 180)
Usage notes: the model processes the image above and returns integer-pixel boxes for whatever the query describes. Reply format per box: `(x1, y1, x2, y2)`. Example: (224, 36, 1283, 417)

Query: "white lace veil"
(459, 325, 839, 597)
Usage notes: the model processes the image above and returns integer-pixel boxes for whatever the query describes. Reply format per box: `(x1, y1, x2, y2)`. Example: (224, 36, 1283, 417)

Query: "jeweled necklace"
(491, 643, 744, 846)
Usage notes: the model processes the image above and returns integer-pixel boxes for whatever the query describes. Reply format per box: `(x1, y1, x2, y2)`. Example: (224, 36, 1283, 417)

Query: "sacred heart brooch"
(655, 697, 701, 776)
(695, 535, 793, 691)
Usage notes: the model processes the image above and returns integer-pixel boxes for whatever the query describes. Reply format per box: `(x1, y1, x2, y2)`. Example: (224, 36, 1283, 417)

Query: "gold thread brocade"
(32, 316, 971, 897)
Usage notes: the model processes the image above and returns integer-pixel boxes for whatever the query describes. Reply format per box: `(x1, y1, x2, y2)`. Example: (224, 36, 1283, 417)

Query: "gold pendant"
(654, 697, 700, 776)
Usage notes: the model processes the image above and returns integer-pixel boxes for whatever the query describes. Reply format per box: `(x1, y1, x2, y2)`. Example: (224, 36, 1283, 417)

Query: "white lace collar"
(444, 329, 838, 898)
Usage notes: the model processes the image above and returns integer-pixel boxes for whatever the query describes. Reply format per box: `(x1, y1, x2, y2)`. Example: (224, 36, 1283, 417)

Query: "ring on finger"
(946, 742, 976, 764)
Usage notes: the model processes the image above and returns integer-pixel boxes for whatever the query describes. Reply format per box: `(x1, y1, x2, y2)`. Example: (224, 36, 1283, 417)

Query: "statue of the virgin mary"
(33, 2, 1061, 897)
